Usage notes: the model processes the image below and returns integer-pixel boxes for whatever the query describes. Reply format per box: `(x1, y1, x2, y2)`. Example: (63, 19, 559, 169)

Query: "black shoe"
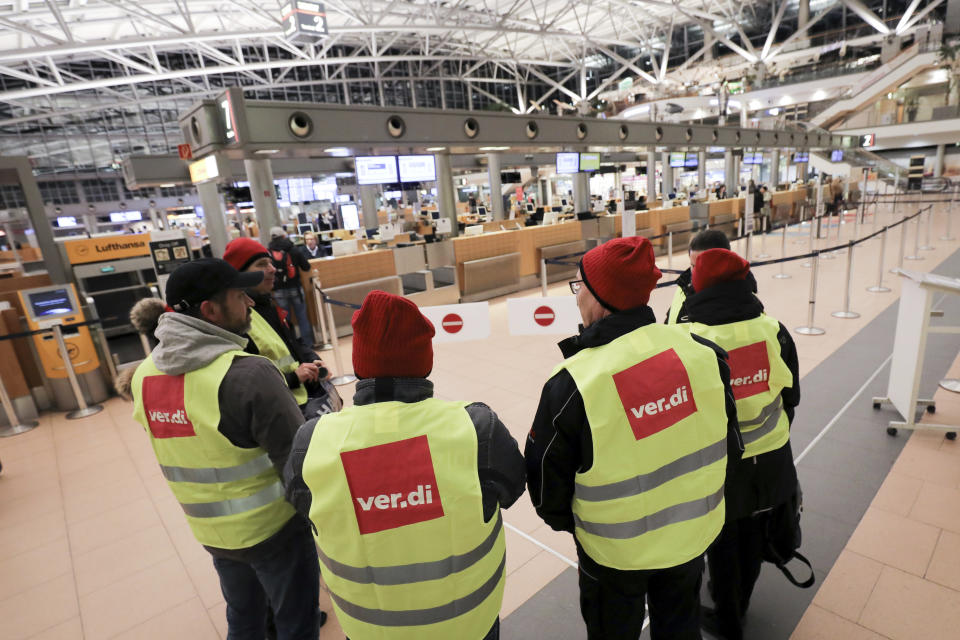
(318, 610, 327, 628)
(700, 606, 721, 638)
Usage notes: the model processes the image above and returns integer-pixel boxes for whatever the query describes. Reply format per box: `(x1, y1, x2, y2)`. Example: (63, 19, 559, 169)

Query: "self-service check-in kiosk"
(17, 284, 109, 411)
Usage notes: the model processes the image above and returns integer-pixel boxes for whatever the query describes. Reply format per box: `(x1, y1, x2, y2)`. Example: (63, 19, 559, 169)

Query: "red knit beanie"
(579, 237, 661, 311)
(692, 248, 751, 292)
(223, 238, 270, 272)
(352, 290, 435, 379)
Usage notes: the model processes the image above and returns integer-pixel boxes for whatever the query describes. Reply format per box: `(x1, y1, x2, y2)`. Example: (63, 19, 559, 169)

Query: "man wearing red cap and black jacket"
(677, 248, 800, 640)
(284, 290, 525, 640)
(526, 236, 742, 640)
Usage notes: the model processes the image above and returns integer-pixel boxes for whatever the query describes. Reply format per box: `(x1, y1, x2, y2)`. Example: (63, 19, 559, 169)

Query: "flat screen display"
(355, 156, 398, 185)
(669, 153, 686, 168)
(28, 288, 74, 318)
(684, 153, 699, 168)
(743, 152, 763, 165)
(340, 203, 360, 230)
(56, 216, 78, 227)
(579, 153, 600, 172)
(109, 211, 142, 222)
(831, 150, 844, 162)
(398, 155, 437, 182)
(556, 152, 579, 174)
(793, 152, 810, 163)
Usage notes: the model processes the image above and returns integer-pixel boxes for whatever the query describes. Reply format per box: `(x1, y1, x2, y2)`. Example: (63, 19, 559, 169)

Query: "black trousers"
(346, 618, 498, 640)
(706, 516, 766, 640)
(577, 544, 704, 640)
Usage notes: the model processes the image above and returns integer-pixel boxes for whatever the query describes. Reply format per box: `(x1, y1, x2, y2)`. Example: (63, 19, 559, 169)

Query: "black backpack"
(270, 248, 297, 288)
(761, 485, 816, 588)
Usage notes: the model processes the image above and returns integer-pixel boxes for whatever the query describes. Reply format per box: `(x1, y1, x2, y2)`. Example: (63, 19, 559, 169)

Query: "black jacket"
(268, 236, 311, 290)
(245, 292, 317, 392)
(681, 277, 800, 519)
(285, 377, 526, 524)
(664, 268, 758, 325)
(524, 306, 742, 535)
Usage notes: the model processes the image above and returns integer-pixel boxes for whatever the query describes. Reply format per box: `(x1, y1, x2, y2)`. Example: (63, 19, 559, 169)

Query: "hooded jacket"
(267, 236, 311, 291)
(680, 277, 800, 518)
(144, 311, 311, 558)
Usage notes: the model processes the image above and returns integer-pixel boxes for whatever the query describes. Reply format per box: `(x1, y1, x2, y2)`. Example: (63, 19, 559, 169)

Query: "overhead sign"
(63, 233, 152, 265)
(281, 0, 329, 42)
(507, 296, 580, 335)
(177, 143, 193, 160)
(189, 155, 220, 184)
(860, 133, 876, 148)
(149, 230, 192, 301)
(419, 302, 490, 343)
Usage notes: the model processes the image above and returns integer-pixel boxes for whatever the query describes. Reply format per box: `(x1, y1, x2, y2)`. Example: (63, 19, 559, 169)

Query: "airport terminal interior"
(3, 0, 960, 638)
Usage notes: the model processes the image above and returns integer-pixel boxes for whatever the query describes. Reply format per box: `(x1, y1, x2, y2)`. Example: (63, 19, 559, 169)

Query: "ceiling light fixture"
(479, 146, 510, 151)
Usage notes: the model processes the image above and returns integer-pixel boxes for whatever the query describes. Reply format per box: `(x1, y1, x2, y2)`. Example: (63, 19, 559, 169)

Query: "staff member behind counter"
(129, 258, 325, 639)
(285, 290, 526, 640)
(526, 237, 742, 640)
(223, 238, 341, 420)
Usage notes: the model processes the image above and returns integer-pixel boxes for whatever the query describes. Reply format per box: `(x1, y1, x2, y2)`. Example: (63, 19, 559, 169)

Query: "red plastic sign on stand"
(534, 306, 555, 327)
(441, 313, 464, 334)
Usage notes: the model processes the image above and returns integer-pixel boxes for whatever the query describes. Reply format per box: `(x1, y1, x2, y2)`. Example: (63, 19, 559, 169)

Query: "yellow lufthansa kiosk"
(17, 284, 107, 417)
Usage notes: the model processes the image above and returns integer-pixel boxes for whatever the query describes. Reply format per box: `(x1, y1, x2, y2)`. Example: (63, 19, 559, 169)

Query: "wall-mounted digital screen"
(831, 150, 844, 162)
(556, 152, 580, 174)
(109, 211, 142, 222)
(860, 133, 876, 148)
(56, 216, 78, 227)
(579, 153, 601, 172)
(792, 152, 810, 163)
(28, 288, 74, 318)
(669, 153, 686, 168)
(355, 156, 398, 185)
(398, 155, 437, 182)
(743, 152, 764, 165)
(340, 203, 360, 230)
(684, 153, 699, 168)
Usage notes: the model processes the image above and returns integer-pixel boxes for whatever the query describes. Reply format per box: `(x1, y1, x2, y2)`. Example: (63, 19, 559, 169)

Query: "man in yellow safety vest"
(677, 248, 801, 640)
(284, 290, 526, 640)
(130, 258, 325, 639)
(526, 236, 742, 639)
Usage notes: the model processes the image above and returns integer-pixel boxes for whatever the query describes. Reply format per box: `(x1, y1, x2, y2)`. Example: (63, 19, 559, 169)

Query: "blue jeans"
(273, 287, 315, 347)
(211, 518, 321, 640)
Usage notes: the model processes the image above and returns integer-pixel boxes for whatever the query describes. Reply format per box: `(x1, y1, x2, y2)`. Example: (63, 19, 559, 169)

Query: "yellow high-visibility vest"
(556, 323, 728, 570)
(666, 286, 686, 324)
(302, 399, 505, 640)
(686, 315, 793, 458)
(132, 352, 295, 549)
(248, 309, 307, 405)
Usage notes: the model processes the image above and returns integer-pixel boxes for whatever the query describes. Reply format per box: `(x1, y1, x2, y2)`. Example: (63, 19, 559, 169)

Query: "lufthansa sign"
(64, 233, 152, 265)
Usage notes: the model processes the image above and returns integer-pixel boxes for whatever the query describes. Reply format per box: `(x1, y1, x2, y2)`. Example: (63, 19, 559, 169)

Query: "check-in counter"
(302, 251, 398, 331)
(453, 231, 521, 301)
(770, 188, 807, 222)
(0, 247, 42, 262)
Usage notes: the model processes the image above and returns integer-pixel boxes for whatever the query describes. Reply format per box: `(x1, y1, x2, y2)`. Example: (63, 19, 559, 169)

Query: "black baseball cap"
(166, 258, 263, 312)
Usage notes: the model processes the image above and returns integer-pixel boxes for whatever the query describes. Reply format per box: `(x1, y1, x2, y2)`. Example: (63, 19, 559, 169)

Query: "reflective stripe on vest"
(318, 511, 503, 586)
(302, 398, 504, 640)
(666, 287, 686, 324)
(131, 351, 295, 550)
(248, 309, 307, 406)
(159, 453, 273, 484)
(574, 485, 725, 539)
(557, 323, 728, 571)
(685, 315, 793, 458)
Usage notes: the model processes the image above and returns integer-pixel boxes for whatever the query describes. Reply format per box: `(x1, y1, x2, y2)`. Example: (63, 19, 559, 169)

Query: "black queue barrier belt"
(0, 317, 115, 342)
(544, 205, 933, 282)
(319, 293, 362, 310)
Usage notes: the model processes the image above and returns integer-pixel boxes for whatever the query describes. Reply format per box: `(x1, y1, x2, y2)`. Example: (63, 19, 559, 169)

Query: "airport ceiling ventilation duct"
(179, 87, 851, 162)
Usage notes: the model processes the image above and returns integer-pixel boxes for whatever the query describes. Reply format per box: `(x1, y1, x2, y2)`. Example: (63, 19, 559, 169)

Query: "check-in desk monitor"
(19, 283, 101, 380)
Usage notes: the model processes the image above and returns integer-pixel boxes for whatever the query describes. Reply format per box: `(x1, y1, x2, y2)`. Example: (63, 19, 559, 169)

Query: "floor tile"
(504, 526, 542, 575)
(112, 596, 220, 640)
(869, 471, 923, 517)
(0, 536, 73, 601)
(908, 480, 960, 535)
(0, 510, 67, 563)
(183, 556, 225, 609)
(791, 604, 887, 640)
(924, 529, 960, 592)
(0, 574, 78, 640)
(66, 496, 162, 556)
(811, 550, 883, 623)
(890, 443, 960, 488)
(207, 601, 227, 640)
(0, 489, 63, 530)
(501, 550, 568, 618)
(845, 507, 940, 576)
(73, 525, 178, 596)
(78, 558, 197, 640)
(26, 617, 84, 640)
(859, 565, 960, 640)
(61, 475, 148, 524)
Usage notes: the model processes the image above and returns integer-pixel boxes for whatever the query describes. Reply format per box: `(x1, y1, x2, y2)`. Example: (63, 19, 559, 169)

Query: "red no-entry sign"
(441, 313, 464, 333)
(534, 306, 555, 327)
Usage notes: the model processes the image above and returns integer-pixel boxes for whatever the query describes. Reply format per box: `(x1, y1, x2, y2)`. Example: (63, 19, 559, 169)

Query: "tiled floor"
(0, 198, 958, 639)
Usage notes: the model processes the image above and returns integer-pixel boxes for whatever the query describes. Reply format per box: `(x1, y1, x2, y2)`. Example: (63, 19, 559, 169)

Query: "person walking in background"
(268, 226, 315, 347)
(526, 237, 741, 639)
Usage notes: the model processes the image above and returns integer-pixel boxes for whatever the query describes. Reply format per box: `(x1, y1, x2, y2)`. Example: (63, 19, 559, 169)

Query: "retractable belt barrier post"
(139, 333, 152, 358)
(319, 292, 358, 386)
(311, 280, 333, 352)
(867, 226, 892, 293)
(905, 208, 923, 261)
(0, 373, 38, 437)
(832, 240, 860, 320)
(802, 212, 817, 268)
(756, 217, 770, 259)
(942, 186, 956, 241)
(667, 232, 674, 270)
(540, 258, 548, 297)
(895, 208, 910, 272)
(795, 251, 826, 336)
(921, 205, 935, 251)
(52, 324, 104, 420)
(773, 222, 791, 279)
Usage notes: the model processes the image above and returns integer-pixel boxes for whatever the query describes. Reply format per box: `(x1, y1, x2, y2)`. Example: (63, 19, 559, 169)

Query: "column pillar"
(613, 169, 622, 199)
(83, 211, 97, 235)
(771, 149, 781, 186)
(486, 154, 504, 220)
(698, 151, 707, 191)
(1, 157, 68, 282)
(724, 150, 736, 192)
(647, 151, 657, 200)
(196, 181, 229, 258)
(243, 158, 280, 236)
(661, 151, 674, 196)
(358, 185, 379, 230)
(935, 144, 946, 178)
(435, 151, 459, 237)
(573, 172, 590, 213)
(545, 177, 554, 206)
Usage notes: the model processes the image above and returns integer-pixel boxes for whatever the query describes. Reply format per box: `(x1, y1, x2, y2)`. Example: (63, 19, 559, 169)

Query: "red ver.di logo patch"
(341, 435, 444, 535)
(726, 341, 771, 400)
(612, 348, 697, 440)
(142, 375, 196, 439)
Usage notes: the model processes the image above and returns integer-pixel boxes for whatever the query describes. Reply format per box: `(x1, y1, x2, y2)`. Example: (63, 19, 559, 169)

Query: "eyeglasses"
(569, 280, 584, 295)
